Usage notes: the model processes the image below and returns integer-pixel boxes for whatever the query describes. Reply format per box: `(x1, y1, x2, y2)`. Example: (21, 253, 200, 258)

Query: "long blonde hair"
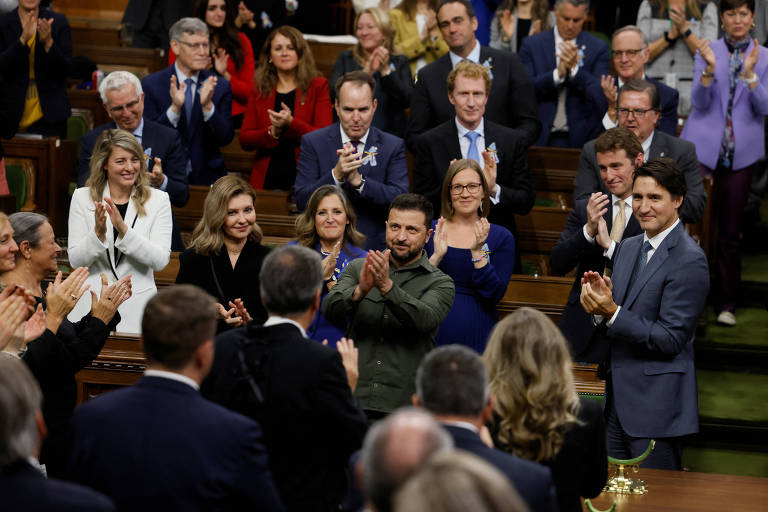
(482, 307, 581, 462)
(189, 175, 263, 256)
(86, 129, 151, 217)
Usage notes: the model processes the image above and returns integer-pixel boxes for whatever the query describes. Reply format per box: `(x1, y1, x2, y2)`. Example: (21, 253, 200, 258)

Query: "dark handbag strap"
(209, 256, 227, 304)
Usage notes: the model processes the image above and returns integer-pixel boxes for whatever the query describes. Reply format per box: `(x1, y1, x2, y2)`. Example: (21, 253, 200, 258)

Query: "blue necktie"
(465, 131, 481, 165)
(628, 241, 652, 292)
(184, 78, 194, 122)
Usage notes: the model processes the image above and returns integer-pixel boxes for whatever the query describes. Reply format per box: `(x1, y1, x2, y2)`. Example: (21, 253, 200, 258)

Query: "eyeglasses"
(611, 48, 647, 58)
(177, 40, 210, 51)
(108, 99, 140, 113)
(450, 183, 483, 195)
(617, 107, 655, 118)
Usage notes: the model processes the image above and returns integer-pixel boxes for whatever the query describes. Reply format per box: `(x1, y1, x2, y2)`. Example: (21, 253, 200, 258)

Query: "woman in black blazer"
(329, 7, 413, 138)
(483, 307, 608, 512)
(175, 175, 270, 331)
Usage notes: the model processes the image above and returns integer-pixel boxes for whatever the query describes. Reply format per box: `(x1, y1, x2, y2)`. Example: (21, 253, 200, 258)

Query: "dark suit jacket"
(550, 198, 642, 361)
(294, 123, 409, 249)
(443, 425, 557, 512)
(604, 223, 708, 438)
(141, 65, 234, 185)
(67, 376, 284, 511)
(1, 460, 115, 512)
(76, 120, 189, 206)
(595, 76, 679, 136)
(519, 30, 609, 147)
(575, 130, 707, 224)
(0, 8, 72, 127)
(121, 0, 186, 49)
(330, 50, 413, 138)
(413, 118, 535, 243)
(202, 322, 369, 512)
(407, 45, 541, 150)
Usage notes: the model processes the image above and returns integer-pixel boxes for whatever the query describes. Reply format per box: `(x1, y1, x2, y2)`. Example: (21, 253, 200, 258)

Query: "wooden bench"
(2, 137, 77, 235)
(525, 146, 580, 208)
(53, 0, 127, 48)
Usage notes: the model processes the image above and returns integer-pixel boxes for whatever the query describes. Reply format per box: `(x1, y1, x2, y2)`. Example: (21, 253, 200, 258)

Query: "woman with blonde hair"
(389, 0, 449, 74)
(176, 175, 269, 331)
(239, 25, 332, 190)
(290, 184, 366, 344)
(637, 0, 718, 114)
(426, 159, 515, 352)
(483, 307, 607, 512)
(330, 7, 413, 137)
(68, 129, 171, 334)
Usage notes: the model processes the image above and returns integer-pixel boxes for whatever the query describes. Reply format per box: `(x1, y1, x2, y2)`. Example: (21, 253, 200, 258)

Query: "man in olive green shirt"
(323, 194, 455, 417)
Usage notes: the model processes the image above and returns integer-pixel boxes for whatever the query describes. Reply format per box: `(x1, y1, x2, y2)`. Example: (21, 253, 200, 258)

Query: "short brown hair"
(447, 61, 491, 96)
(142, 285, 218, 370)
(334, 70, 376, 100)
(594, 126, 643, 160)
(441, 159, 491, 219)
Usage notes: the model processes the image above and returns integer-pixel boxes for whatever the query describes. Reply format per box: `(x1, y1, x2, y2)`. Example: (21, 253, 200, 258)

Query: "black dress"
(264, 90, 297, 191)
(175, 239, 270, 331)
(492, 397, 608, 512)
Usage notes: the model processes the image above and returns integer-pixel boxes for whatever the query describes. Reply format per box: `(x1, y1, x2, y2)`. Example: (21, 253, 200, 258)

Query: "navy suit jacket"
(141, 66, 234, 185)
(443, 425, 557, 512)
(519, 30, 609, 147)
(407, 45, 541, 150)
(413, 118, 535, 244)
(66, 376, 284, 511)
(550, 198, 642, 361)
(76, 120, 189, 207)
(575, 131, 707, 224)
(1, 461, 115, 512)
(0, 8, 71, 127)
(295, 124, 409, 249)
(603, 223, 708, 438)
(595, 76, 679, 136)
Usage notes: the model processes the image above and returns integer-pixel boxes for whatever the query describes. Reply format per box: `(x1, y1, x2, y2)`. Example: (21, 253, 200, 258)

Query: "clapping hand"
(267, 102, 294, 136)
(500, 9, 515, 41)
(235, 1, 256, 29)
(429, 217, 448, 266)
(601, 75, 618, 120)
(169, 74, 187, 114)
(580, 270, 616, 316)
(213, 47, 230, 78)
(367, 250, 393, 294)
(199, 76, 217, 113)
(697, 39, 716, 73)
(743, 39, 760, 81)
(46, 268, 90, 334)
(333, 142, 364, 182)
(324, 337, 359, 391)
(322, 240, 342, 286)
(585, 192, 609, 238)
(19, 8, 36, 44)
(148, 157, 165, 187)
(365, 46, 390, 75)
(556, 40, 579, 78)
(37, 17, 54, 51)
(90, 274, 132, 324)
(480, 150, 498, 196)
(103, 197, 129, 238)
(0, 292, 30, 352)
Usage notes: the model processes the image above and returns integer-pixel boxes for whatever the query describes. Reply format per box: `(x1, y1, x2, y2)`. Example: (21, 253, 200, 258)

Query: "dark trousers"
(605, 376, 683, 470)
(547, 131, 573, 148)
(712, 163, 756, 313)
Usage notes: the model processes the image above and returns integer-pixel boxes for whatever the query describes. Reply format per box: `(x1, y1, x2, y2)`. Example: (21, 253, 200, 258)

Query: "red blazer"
(168, 32, 255, 117)
(239, 76, 332, 189)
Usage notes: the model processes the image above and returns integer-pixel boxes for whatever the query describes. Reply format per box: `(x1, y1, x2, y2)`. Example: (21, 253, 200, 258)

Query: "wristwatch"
(701, 69, 714, 78)
(682, 28, 692, 39)
(664, 31, 676, 44)
(743, 73, 758, 84)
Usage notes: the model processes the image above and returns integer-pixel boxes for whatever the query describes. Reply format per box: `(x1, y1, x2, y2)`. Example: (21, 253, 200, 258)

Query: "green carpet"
(697, 370, 768, 423)
(700, 308, 768, 348)
(683, 446, 768, 477)
(742, 252, 768, 283)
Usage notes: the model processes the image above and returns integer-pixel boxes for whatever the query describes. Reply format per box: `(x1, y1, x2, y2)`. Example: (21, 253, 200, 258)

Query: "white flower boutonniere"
(482, 57, 493, 79)
(486, 142, 500, 163)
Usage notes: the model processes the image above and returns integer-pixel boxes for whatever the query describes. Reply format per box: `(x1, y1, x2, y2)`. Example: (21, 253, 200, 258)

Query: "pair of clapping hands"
(216, 299, 251, 327)
(18, 8, 54, 51)
(429, 217, 490, 267)
(0, 270, 132, 353)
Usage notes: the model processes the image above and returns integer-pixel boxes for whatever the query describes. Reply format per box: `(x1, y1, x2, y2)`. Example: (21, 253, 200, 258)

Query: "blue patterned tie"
(628, 241, 652, 292)
(184, 78, 194, 122)
(465, 131, 481, 165)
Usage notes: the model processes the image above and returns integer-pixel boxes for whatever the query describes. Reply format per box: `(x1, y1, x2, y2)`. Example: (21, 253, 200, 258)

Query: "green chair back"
(5, 164, 26, 212)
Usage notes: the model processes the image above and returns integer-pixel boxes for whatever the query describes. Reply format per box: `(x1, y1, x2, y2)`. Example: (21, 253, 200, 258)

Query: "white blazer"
(67, 183, 172, 333)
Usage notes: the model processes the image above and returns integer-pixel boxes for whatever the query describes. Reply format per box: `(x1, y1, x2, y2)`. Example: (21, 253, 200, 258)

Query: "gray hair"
(361, 407, 453, 512)
(555, 0, 589, 9)
(612, 25, 648, 46)
(416, 345, 490, 418)
(169, 17, 209, 42)
(0, 354, 42, 467)
(98, 70, 143, 105)
(9, 212, 48, 249)
(259, 245, 323, 316)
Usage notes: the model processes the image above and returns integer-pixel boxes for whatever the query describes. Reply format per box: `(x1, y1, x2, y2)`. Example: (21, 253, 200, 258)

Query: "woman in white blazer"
(68, 129, 172, 333)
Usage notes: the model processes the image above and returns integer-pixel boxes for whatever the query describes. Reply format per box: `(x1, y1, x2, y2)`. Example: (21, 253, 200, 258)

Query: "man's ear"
(425, 228, 434, 244)
(480, 393, 495, 424)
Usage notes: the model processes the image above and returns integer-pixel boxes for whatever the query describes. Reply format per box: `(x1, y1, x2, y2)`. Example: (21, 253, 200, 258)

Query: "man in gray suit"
(574, 79, 706, 224)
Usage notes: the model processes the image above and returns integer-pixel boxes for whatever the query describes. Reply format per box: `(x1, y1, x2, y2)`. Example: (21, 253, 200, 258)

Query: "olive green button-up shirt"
(322, 252, 455, 413)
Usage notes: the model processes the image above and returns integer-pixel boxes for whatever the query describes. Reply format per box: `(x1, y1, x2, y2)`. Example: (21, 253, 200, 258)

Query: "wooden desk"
(585, 468, 768, 511)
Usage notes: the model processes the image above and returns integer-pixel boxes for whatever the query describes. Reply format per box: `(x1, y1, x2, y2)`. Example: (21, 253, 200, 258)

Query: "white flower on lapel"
(362, 146, 378, 167)
(482, 57, 493, 79)
(486, 142, 500, 163)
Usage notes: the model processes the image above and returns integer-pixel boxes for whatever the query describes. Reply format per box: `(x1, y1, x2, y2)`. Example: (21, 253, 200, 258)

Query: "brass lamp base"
(603, 440, 656, 495)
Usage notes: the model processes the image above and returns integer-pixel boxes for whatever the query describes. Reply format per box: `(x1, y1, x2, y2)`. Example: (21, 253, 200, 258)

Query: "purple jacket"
(681, 38, 768, 170)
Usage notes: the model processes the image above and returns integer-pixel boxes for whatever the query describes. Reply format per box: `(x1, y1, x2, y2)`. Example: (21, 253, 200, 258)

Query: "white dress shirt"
(449, 39, 482, 68)
(144, 369, 200, 390)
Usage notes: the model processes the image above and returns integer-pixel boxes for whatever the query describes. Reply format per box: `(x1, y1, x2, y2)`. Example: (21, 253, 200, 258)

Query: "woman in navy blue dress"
(426, 159, 515, 352)
(292, 185, 367, 345)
